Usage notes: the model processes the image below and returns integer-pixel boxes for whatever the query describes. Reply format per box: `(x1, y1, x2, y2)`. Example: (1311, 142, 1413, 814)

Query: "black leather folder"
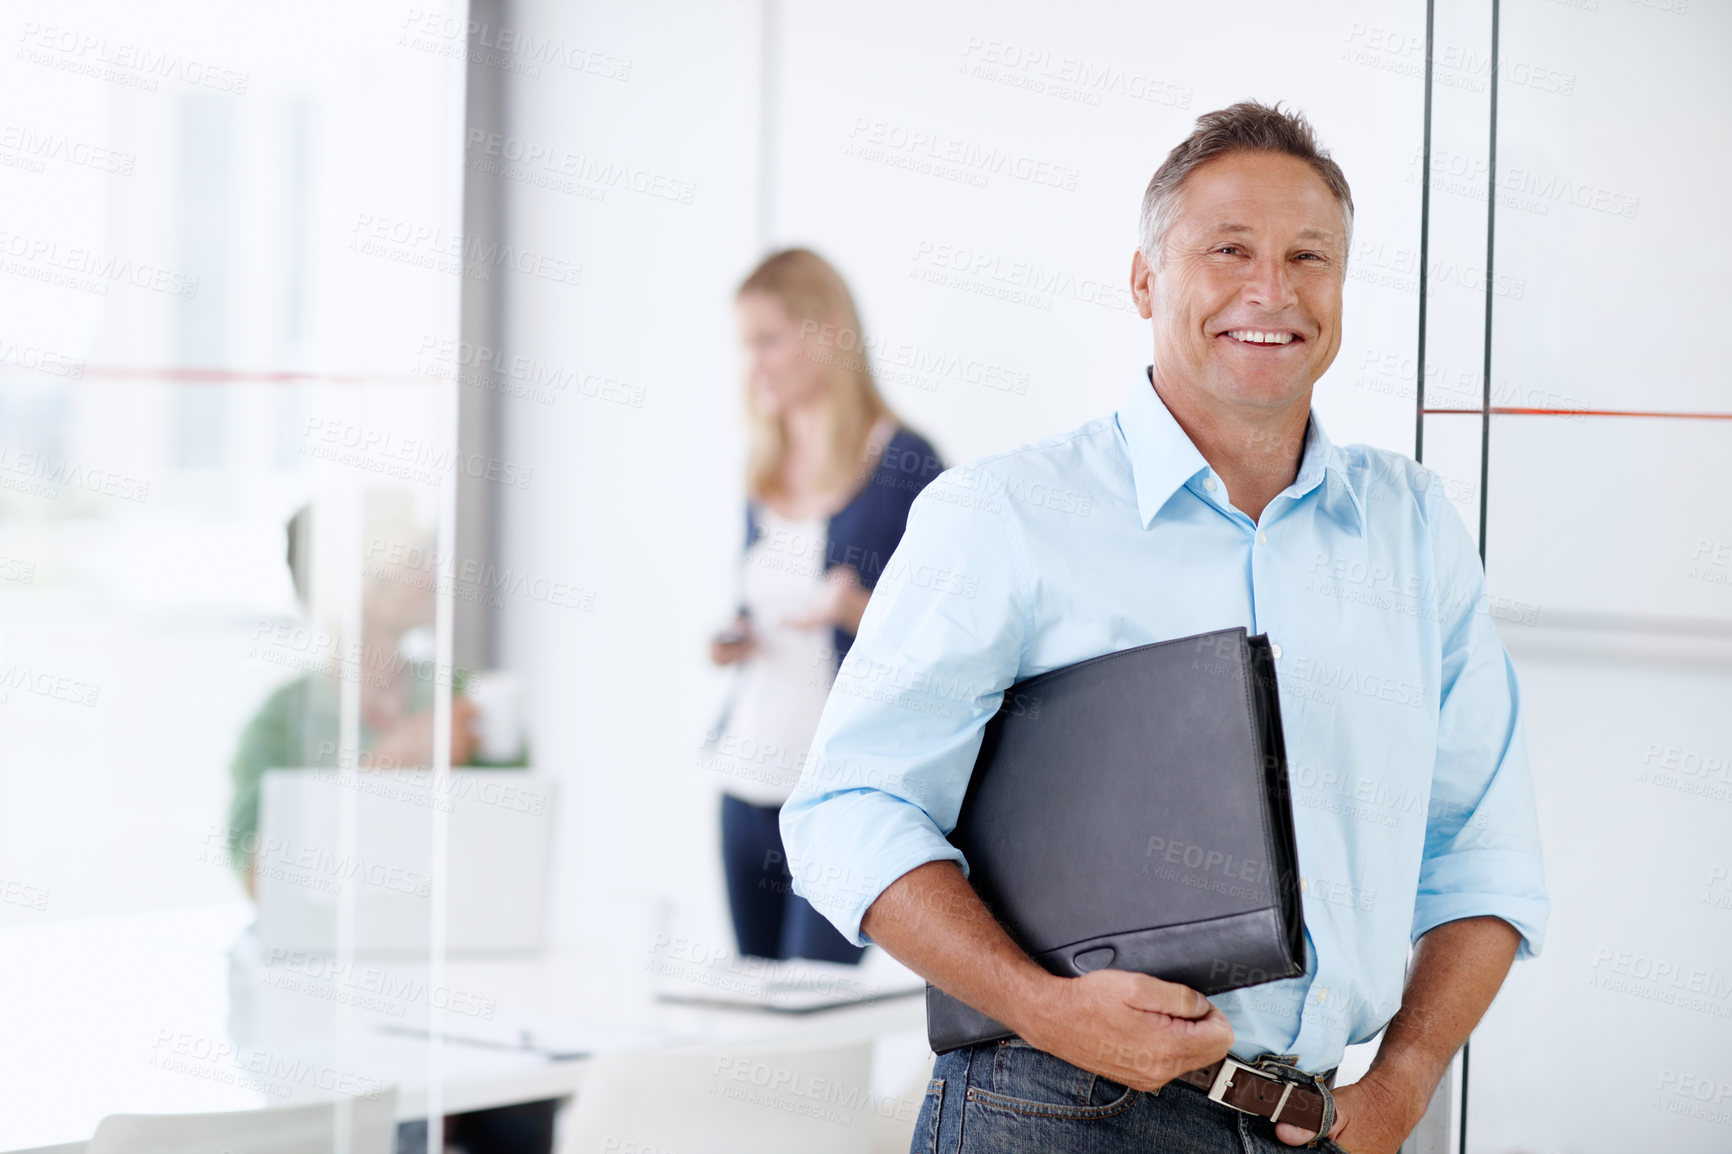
(925, 627, 1305, 1053)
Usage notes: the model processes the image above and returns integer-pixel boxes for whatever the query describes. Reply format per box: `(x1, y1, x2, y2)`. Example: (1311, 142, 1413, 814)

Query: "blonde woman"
(707, 248, 943, 963)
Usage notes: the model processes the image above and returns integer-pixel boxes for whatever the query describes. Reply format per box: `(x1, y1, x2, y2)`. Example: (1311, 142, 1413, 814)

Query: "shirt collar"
(1116, 365, 1366, 534)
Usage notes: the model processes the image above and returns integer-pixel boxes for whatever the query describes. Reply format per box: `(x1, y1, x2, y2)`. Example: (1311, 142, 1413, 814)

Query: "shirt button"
(1256, 530, 1267, 545)
(1202, 476, 1218, 492)
(1270, 643, 1283, 659)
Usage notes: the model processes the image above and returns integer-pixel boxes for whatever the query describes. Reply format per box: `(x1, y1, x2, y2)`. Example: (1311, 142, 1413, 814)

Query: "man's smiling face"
(1133, 150, 1347, 415)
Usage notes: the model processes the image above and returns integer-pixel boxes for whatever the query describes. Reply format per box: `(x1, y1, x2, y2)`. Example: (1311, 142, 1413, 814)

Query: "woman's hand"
(783, 565, 870, 634)
(709, 616, 759, 665)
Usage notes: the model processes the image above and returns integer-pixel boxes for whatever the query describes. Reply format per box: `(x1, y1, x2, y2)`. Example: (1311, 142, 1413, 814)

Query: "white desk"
(0, 903, 926, 1152)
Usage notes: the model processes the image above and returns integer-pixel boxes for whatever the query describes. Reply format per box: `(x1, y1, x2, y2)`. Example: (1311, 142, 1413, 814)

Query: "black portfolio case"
(925, 627, 1306, 1053)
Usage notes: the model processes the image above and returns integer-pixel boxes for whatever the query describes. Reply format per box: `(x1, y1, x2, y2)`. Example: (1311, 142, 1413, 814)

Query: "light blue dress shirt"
(780, 368, 1549, 1073)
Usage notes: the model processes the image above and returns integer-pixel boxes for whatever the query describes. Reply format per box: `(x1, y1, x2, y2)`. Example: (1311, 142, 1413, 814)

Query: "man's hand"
(1021, 968, 1234, 1093)
(1274, 1065, 1427, 1153)
(861, 862, 1231, 1095)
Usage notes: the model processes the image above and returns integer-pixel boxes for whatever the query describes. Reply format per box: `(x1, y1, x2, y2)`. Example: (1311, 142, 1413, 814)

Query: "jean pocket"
(964, 1038, 1138, 1120)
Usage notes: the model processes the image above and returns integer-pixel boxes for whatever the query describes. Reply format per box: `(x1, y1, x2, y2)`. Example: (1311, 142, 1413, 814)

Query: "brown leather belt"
(1175, 1056, 1334, 1139)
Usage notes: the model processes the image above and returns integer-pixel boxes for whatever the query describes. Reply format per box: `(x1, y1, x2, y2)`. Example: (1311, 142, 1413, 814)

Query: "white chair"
(85, 1089, 397, 1154)
(559, 1040, 875, 1154)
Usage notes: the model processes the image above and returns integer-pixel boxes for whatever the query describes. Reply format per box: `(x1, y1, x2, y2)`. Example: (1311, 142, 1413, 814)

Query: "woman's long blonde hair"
(737, 248, 895, 503)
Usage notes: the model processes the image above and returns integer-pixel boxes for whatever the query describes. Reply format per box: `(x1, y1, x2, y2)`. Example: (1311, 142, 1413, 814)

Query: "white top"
(709, 504, 838, 807)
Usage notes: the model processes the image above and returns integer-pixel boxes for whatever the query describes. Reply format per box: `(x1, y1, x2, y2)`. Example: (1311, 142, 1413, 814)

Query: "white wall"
(493, 0, 764, 963)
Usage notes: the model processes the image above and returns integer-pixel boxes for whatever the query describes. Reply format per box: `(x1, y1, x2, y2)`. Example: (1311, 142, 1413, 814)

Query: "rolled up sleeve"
(1411, 495, 1550, 958)
(779, 466, 1029, 946)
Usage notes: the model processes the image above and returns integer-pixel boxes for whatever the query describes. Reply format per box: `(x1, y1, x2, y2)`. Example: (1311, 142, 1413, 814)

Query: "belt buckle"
(1206, 1056, 1296, 1121)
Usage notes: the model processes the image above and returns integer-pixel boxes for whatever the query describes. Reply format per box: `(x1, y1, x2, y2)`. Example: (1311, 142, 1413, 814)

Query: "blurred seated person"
(226, 500, 550, 1154)
(225, 501, 522, 897)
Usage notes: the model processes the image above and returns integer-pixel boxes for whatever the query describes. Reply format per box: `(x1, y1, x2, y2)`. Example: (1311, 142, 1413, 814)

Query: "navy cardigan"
(742, 426, 945, 668)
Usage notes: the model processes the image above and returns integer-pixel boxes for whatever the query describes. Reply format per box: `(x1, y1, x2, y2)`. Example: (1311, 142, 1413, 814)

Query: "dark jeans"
(720, 793, 866, 964)
(915, 1039, 1347, 1154)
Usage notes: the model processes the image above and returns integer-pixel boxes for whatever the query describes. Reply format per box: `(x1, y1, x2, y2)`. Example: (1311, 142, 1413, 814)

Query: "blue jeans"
(913, 1039, 1348, 1154)
(719, 794, 866, 963)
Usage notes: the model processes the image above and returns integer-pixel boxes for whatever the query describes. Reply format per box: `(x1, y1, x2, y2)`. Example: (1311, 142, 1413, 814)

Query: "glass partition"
(0, 1, 470, 1147)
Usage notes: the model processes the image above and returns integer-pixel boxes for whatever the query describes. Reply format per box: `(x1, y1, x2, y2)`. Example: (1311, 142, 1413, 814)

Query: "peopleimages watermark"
(347, 214, 582, 288)
(0, 552, 38, 584)
(0, 873, 50, 912)
(0, 123, 135, 176)
(1409, 145, 1641, 220)
(14, 22, 251, 94)
(0, 227, 199, 299)
(0, 337, 84, 379)
(1638, 741, 1732, 805)
(957, 37, 1193, 110)
(412, 336, 646, 409)
(1705, 864, 1732, 914)
(0, 445, 149, 503)
(1687, 538, 1731, 589)
(796, 319, 1030, 397)
(707, 1054, 917, 1128)
(0, 663, 101, 708)
(1346, 239, 1526, 300)
(1351, 346, 1590, 421)
(149, 1029, 385, 1101)
(468, 130, 695, 204)
(1341, 23, 1576, 96)
(0, 444, 149, 503)
(844, 117, 1080, 191)
(201, 823, 434, 897)
(307, 761, 551, 817)
(648, 935, 892, 1008)
(909, 239, 1137, 314)
(1589, 946, 1732, 1018)
(398, 9, 632, 81)
(1652, 1068, 1732, 1128)
(299, 417, 534, 490)
(1287, 760, 1493, 834)
(365, 535, 597, 612)
(1305, 552, 1540, 627)
(245, 622, 479, 696)
(260, 947, 499, 1020)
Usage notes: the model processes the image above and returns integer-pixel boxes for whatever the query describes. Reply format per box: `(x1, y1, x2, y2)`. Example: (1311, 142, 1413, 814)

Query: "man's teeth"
(1227, 330, 1295, 345)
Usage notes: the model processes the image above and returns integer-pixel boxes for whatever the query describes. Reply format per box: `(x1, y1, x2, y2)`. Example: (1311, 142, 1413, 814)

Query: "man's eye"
(1214, 245, 1242, 256)
(1296, 252, 1323, 261)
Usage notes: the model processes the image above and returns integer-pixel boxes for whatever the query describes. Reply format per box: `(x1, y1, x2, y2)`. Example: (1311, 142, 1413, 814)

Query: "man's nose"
(1241, 255, 1296, 308)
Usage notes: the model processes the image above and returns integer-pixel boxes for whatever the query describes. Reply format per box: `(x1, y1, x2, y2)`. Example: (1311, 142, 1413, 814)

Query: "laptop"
(254, 768, 557, 955)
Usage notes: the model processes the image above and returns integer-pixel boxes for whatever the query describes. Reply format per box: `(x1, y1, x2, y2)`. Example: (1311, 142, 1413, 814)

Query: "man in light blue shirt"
(781, 101, 1547, 1154)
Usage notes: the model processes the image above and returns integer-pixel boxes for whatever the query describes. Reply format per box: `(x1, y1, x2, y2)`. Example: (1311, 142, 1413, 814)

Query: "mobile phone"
(714, 627, 750, 646)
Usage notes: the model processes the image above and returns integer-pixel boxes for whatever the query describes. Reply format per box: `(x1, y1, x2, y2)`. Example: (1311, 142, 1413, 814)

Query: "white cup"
(464, 671, 526, 763)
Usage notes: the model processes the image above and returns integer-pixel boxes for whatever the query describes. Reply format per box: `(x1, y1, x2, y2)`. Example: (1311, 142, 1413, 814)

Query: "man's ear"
(1130, 249, 1155, 320)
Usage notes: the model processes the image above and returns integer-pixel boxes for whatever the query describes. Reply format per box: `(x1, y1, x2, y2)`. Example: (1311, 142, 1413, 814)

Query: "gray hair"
(1138, 101, 1354, 268)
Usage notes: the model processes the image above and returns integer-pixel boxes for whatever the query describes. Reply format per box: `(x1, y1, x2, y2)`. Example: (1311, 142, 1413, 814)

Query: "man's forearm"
(1367, 916, 1522, 1104)
(860, 860, 1059, 1038)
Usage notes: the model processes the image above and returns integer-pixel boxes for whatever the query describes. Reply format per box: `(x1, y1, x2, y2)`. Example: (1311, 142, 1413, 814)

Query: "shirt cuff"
(1411, 849, 1550, 960)
(781, 790, 969, 949)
